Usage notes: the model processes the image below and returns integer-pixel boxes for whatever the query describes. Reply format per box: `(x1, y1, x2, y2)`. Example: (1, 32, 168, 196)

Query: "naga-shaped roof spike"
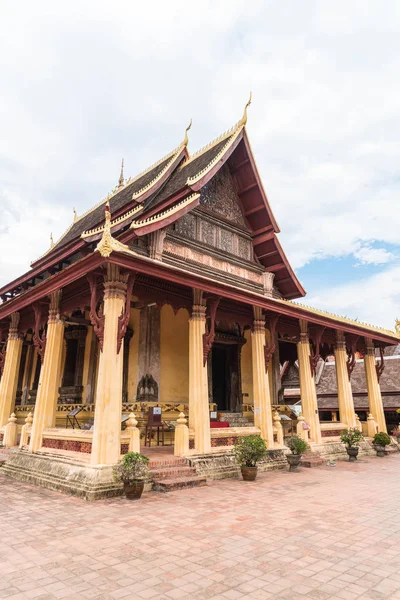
(182, 119, 192, 147)
(50, 232, 54, 249)
(118, 158, 125, 189)
(73, 207, 78, 222)
(238, 91, 252, 127)
(95, 203, 129, 257)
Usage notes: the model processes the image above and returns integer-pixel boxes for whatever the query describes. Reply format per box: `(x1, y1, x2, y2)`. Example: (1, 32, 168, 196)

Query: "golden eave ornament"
(95, 205, 129, 258)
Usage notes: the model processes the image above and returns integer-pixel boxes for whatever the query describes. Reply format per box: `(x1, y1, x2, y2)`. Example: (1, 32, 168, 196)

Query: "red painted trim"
(0, 253, 104, 320)
(188, 131, 244, 192)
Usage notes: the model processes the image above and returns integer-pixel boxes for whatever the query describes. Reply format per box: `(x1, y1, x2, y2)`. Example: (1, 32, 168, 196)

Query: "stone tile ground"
(1, 454, 400, 600)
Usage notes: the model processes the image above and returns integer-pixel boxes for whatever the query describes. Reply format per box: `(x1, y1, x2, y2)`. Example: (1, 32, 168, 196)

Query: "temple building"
(0, 99, 399, 498)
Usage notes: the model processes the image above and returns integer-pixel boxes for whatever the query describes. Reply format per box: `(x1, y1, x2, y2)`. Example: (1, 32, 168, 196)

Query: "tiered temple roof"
(0, 99, 399, 349)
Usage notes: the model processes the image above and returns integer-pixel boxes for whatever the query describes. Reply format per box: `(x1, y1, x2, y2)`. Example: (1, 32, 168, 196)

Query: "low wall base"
(311, 440, 375, 460)
(187, 448, 288, 480)
(1, 451, 127, 501)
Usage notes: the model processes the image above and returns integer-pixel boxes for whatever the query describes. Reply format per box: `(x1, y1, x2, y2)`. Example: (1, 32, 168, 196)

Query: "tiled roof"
(143, 137, 233, 212)
(317, 356, 400, 395)
(34, 153, 178, 261)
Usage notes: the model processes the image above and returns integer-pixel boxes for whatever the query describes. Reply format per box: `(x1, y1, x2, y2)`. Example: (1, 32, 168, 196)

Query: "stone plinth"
(188, 448, 288, 480)
(1, 451, 124, 501)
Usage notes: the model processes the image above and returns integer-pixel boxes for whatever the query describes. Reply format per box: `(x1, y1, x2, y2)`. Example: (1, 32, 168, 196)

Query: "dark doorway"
(211, 342, 242, 412)
(212, 345, 228, 410)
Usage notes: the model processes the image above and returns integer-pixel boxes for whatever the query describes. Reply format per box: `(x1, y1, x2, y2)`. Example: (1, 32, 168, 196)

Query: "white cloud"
(304, 264, 400, 331)
(353, 243, 395, 266)
(1, 0, 400, 327)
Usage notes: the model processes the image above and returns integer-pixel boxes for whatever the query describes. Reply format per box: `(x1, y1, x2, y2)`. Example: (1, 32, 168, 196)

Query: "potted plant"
(234, 434, 267, 481)
(113, 452, 150, 499)
(372, 432, 391, 457)
(286, 436, 308, 471)
(340, 428, 364, 461)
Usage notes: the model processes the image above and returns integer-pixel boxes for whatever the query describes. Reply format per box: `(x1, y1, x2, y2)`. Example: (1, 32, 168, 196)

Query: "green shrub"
(234, 435, 267, 467)
(340, 428, 364, 447)
(113, 452, 150, 484)
(373, 432, 391, 447)
(286, 436, 308, 455)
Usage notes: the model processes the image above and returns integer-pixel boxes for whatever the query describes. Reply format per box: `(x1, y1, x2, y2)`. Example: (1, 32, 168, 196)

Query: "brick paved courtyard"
(1, 454, 400, 600)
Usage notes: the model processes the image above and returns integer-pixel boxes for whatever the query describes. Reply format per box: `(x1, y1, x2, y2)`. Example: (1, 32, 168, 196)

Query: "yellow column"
(334, 331, 356, 427)
(29, 291, 65, 452)
(297, 320, 322, 444)
(364, 338, 387, 433)
(188, 290, 210, 454)
(251, 308, 274, 447)
(0, 313, 23, 427)
(91, 266, 128, 465)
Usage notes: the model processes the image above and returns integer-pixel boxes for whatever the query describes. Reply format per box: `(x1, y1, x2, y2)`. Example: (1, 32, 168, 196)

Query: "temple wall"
(127, 307, 140, 401)
(241, 329, 253, 404)
(160, 305, 189, 403)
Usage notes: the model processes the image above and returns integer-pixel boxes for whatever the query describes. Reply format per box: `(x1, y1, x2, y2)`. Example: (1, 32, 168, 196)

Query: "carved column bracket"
(32, 304, 47, 361)
(117, 272, 136, 354)
(346, 334, 358, 381)
(375, 346, 385, 382)
(87, 273, 105, 352)
(264, 315, 279, 373)
(309, 326, 325, 377)
(202, 296, 220, 366)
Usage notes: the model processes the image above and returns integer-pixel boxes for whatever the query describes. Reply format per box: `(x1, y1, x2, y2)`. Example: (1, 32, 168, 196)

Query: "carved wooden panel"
(199, 165, 246, 227)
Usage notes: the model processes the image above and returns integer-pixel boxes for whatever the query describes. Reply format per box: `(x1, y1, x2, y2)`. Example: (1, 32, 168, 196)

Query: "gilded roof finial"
(395, 318, 400, 337)
(182, 119, 192, 147)
(50, 232, 54, 248)
(95, 203, 129, 257)
(238, 92, 252, 127)
(118, 158, 125, 189)
(73, 207, 78, 222)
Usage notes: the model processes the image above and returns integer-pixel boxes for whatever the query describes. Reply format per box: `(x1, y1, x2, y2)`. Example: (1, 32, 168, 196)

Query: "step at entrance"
(218, 412, 253, 427)
(150, 455, 207, 492)
(300, 451, 324, 468)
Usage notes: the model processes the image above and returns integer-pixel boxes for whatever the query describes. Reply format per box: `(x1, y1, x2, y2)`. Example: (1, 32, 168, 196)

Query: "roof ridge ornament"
(50, 233, 54, 249)
(118, 158, 125, 189)
(395, 318, 400, 337)
(96, 204, 129, 257)
(182, 119, 192, 147)
(238, 92, 252, 128)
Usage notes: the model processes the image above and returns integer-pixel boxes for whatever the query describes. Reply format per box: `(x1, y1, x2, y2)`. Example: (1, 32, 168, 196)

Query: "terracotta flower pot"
(346, 446, 359, 462)
(241, 466, 258, 481)
(374, 445, 386, 458)
(123, 480, 145, 499)
(286, 453, 301, 471)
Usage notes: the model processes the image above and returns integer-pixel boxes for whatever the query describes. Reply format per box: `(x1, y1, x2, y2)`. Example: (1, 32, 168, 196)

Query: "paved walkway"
(1, 454, 400, 600)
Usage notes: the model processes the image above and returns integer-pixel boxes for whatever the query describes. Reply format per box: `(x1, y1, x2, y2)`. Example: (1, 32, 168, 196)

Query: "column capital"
(335, 330, 346, 350)
(104, 265, 129, 301)
(299, 319, 309, 343)
(364, 337, 375, 356)
(191, 289, 206, 320)
(8, 312, 21, 340)
(48, 290, 63, 324)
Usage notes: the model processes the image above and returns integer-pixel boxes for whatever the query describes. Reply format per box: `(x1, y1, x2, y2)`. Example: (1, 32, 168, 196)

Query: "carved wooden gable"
(199, 165, 247, 228)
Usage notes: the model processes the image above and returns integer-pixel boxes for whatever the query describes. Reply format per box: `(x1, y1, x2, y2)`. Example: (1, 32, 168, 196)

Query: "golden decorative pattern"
(96, 207, 129, 258)
(81, 204, 143, 239)
(130, 193, 200, 230)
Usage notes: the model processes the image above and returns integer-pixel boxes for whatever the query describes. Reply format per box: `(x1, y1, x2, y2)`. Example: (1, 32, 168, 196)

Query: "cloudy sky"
(1, 1, 400, 329)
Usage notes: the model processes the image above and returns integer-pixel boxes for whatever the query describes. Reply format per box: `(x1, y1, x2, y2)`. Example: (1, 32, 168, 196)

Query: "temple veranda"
(0, 105, 398, 498)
